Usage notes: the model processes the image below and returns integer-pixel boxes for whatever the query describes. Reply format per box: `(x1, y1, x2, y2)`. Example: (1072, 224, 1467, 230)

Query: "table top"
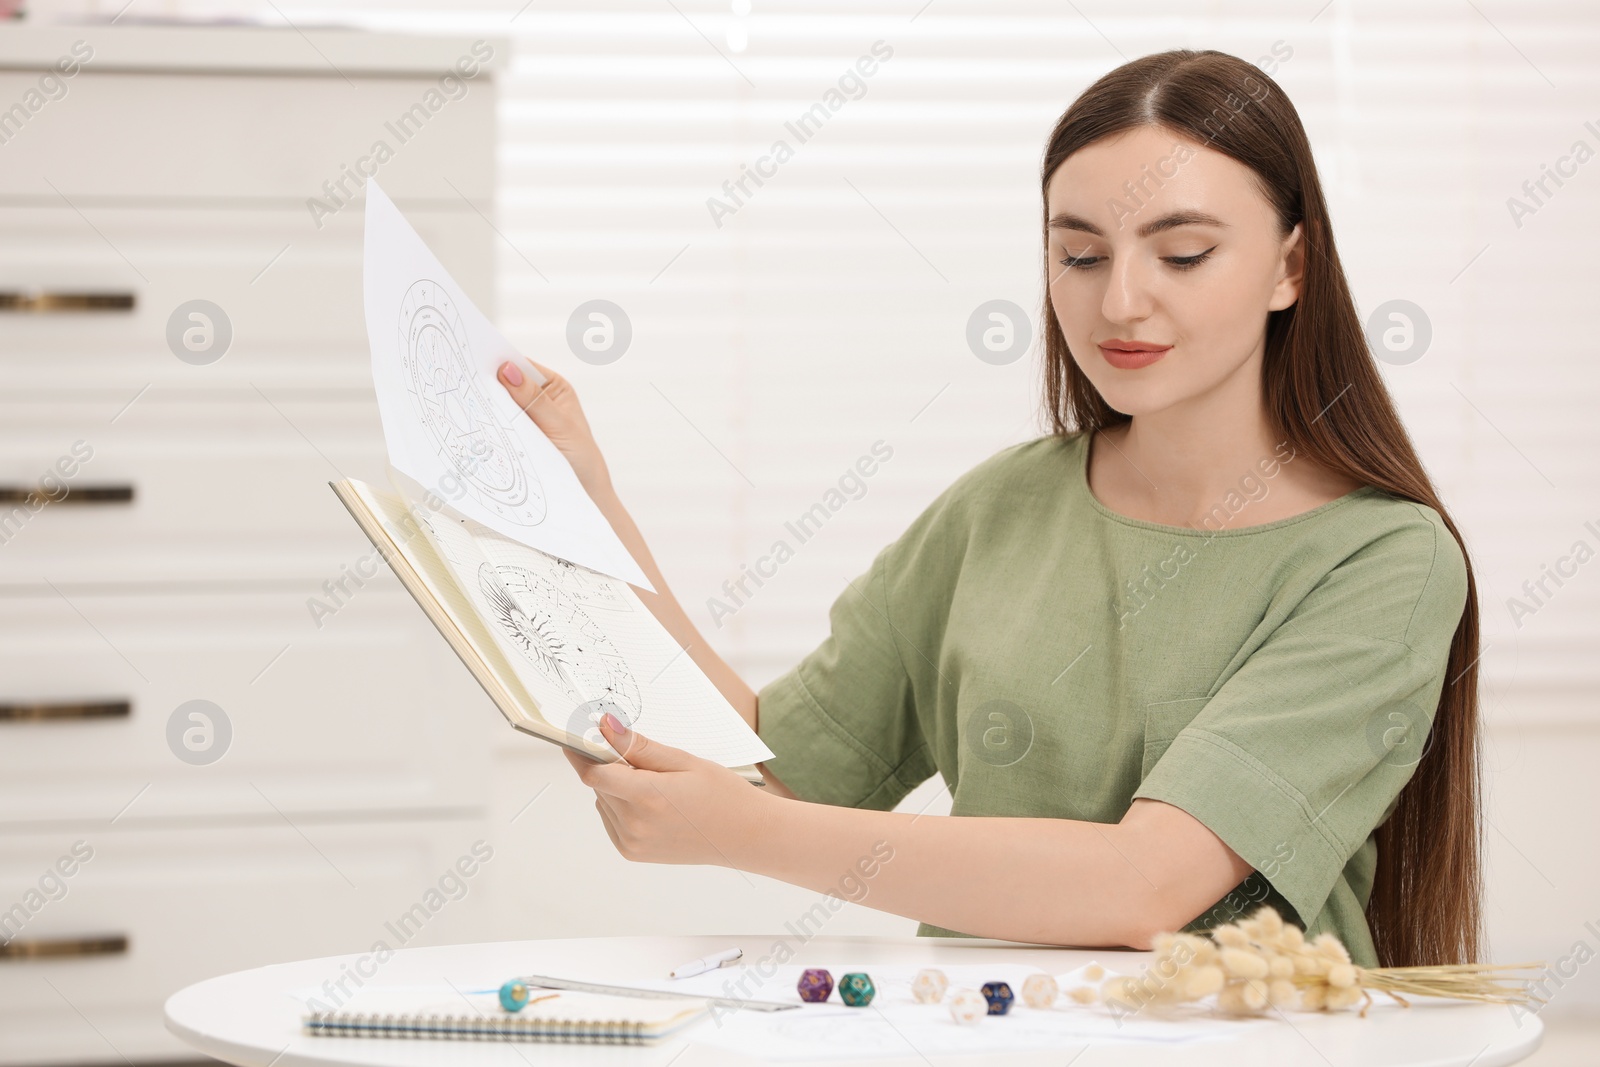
(164, 934, 1544, 1067)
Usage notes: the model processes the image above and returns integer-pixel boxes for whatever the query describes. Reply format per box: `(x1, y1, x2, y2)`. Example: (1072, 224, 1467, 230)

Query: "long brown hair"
(1037, 50, 1482, 968)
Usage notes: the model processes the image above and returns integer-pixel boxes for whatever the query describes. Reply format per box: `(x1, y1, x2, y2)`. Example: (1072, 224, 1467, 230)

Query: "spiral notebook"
(302, 986, 709, 1046)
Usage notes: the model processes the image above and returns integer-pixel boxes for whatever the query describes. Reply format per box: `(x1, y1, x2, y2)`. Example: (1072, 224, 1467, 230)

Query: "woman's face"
(1045, 125, 1303, 419)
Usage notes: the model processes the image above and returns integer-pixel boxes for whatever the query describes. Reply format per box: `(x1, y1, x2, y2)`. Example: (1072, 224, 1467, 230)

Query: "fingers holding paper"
(496, 358, 613, 496)
(562, 713, 773, 867)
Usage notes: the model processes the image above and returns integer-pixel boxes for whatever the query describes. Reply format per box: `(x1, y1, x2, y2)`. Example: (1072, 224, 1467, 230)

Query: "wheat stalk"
(1089, 906, 1546, 1018)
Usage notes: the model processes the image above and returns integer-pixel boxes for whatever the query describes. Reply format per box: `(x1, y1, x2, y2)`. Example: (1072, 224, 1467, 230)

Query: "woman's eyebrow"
(1047, 209, 1228, 239)
(1137, 210, 1228, 237)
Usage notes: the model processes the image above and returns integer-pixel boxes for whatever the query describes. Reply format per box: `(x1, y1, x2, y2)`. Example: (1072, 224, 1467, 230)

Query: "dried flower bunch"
(1094, 906, 1544, 1019)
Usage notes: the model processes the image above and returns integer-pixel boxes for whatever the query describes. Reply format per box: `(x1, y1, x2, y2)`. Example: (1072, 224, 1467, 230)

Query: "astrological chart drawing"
(399, 279, 547, 526)
(544, 554, 635, 613)
(477, 561, 643, 728)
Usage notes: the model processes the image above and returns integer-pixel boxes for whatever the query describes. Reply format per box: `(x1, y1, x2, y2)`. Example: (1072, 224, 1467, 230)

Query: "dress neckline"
(1070, 431, 1377, 537)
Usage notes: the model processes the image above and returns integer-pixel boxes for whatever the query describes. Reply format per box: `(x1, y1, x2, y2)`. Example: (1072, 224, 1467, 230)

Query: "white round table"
(164, 934, 1544, 1066)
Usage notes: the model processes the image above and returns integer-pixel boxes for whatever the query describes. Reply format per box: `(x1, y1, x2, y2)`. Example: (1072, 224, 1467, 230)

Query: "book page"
(413, 499, 775, 768)
(340, 480, 552, 736)
(406, 504, 607, 744)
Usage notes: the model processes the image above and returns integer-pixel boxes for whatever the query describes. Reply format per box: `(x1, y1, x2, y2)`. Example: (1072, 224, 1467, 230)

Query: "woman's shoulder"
(1309, 487, 1470, 647)
(879, 433, 1078, 562)
(936, 432, 1083, 508)
(1330, 488, 1463, 568)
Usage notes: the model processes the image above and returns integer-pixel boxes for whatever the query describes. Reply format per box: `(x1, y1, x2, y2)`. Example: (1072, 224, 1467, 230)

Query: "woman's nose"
(1101, 257, 1155, 323)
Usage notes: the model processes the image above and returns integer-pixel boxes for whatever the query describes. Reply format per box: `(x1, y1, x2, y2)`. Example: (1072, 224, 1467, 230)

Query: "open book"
(331, 477, 774, 782)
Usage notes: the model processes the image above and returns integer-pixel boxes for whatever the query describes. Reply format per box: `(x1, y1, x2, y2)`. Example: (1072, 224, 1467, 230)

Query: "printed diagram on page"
(544, 552, 636, 613)
(477, 561, 643, 740)
(398, 278, 547, 526)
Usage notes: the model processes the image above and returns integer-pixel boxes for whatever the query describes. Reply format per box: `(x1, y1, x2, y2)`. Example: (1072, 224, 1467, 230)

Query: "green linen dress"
(754, 432, 1469, 968)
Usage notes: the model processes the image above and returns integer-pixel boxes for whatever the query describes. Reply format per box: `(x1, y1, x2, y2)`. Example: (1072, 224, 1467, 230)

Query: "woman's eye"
(1164, 245, 1219, 270)
(1056, 243, 1219, 273)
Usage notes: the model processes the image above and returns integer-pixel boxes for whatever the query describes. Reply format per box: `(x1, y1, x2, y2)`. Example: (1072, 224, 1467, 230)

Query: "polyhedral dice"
(911, 967, 949, 1004)
(1021, 973, 1059, 1008)
(949, 988, 987, 1025)
(981, 981, 1015, 1015)
(797, 968, 833, 1002)
(838, 972, 876, 1007)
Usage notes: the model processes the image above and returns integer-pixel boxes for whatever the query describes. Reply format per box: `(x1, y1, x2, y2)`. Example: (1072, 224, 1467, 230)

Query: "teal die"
(838, 972, 876, 1007)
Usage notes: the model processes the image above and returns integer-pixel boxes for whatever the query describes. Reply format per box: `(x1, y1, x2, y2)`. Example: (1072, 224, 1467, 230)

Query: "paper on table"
(629, 963, 1258, 1059)
(363, 178, 653, 591)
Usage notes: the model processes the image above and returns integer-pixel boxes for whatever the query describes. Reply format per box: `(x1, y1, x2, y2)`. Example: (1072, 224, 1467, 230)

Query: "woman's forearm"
(587, 482, 799, 798)
(736, 795, 1238, 948)
(588, 482, 756, 717)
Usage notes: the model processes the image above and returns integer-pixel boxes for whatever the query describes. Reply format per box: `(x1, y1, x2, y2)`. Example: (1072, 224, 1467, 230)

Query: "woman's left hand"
(563, 713, 773, 867)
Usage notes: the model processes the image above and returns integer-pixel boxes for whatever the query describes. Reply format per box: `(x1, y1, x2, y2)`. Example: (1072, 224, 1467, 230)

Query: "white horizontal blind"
(61, 0, 1600, 717)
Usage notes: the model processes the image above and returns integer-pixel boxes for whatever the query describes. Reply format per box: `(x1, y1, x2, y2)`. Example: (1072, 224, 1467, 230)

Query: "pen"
(669, 946, 743, 979)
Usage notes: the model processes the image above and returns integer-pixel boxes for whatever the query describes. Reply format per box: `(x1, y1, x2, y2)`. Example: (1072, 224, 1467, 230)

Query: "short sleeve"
(1131, 505, 1469, 932)
(756, 539, 937, 809)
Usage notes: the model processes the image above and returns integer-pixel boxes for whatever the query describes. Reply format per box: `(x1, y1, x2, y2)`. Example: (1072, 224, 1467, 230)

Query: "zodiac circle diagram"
(544, 553, 634, 613)
(477, 562, 642, 734)
(398, 279, 547, 525)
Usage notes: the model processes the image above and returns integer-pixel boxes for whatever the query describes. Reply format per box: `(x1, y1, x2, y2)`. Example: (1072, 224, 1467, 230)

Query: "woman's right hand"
(497, 358, 613, 497)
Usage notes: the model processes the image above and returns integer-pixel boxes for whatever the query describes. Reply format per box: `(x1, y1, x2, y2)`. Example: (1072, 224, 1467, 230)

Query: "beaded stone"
(981, 981, 1015, 1015)
(838, 972, 876, 1007)
(498, 980, 530, 1012)
(797, 968, 834, 1003)
(911, 967, 949, 1004)
(1021, 973, 1059, 1008)
(949, 988, 988, 1025)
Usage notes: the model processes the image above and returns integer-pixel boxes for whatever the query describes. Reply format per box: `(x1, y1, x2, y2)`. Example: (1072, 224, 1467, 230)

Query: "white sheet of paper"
(363, 178, 653, 591)
(630, 963, 1256, 1058)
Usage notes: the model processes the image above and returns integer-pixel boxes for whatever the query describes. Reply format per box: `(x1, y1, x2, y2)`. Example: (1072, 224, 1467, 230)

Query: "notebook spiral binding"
(304, 1010, 651, 1045)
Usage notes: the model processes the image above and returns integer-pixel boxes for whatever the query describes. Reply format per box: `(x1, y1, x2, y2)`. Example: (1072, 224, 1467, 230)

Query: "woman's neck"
(1086, 385, 1361, 530)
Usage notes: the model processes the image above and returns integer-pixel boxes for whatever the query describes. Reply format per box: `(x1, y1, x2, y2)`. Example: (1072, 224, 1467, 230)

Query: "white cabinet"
(0, 822, 501, 1065)
(0, 205, 491, 392)
(0, 25, 504, 1064)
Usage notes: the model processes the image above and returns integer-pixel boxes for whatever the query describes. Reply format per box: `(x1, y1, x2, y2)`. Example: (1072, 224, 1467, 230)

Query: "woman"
(496, 49, 1480, 970)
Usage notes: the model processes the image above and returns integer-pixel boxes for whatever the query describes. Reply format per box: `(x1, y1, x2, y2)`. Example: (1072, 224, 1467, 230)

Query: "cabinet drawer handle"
(0, 935, 129, 960)
(0, 485, 134, 505)
(0, 701, 131, 722)
(0, 291, 135, 313)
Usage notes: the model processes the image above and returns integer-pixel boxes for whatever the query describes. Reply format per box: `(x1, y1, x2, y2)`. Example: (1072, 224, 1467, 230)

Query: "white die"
(949, 988, 988, 1025)
(912, 968, 949, 1004)
(1022, 973, 1059, 1008)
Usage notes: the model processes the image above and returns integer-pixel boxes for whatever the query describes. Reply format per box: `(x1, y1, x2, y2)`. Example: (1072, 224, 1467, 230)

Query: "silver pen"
(670, 946, 744, 979)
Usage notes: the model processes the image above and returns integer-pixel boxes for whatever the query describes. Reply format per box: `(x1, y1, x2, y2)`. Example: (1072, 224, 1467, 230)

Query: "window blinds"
(110, 0, 1598, 721)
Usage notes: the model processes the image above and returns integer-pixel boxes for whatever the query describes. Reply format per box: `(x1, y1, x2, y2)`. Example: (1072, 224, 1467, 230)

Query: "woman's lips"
(1098, 343, 1171, 370)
